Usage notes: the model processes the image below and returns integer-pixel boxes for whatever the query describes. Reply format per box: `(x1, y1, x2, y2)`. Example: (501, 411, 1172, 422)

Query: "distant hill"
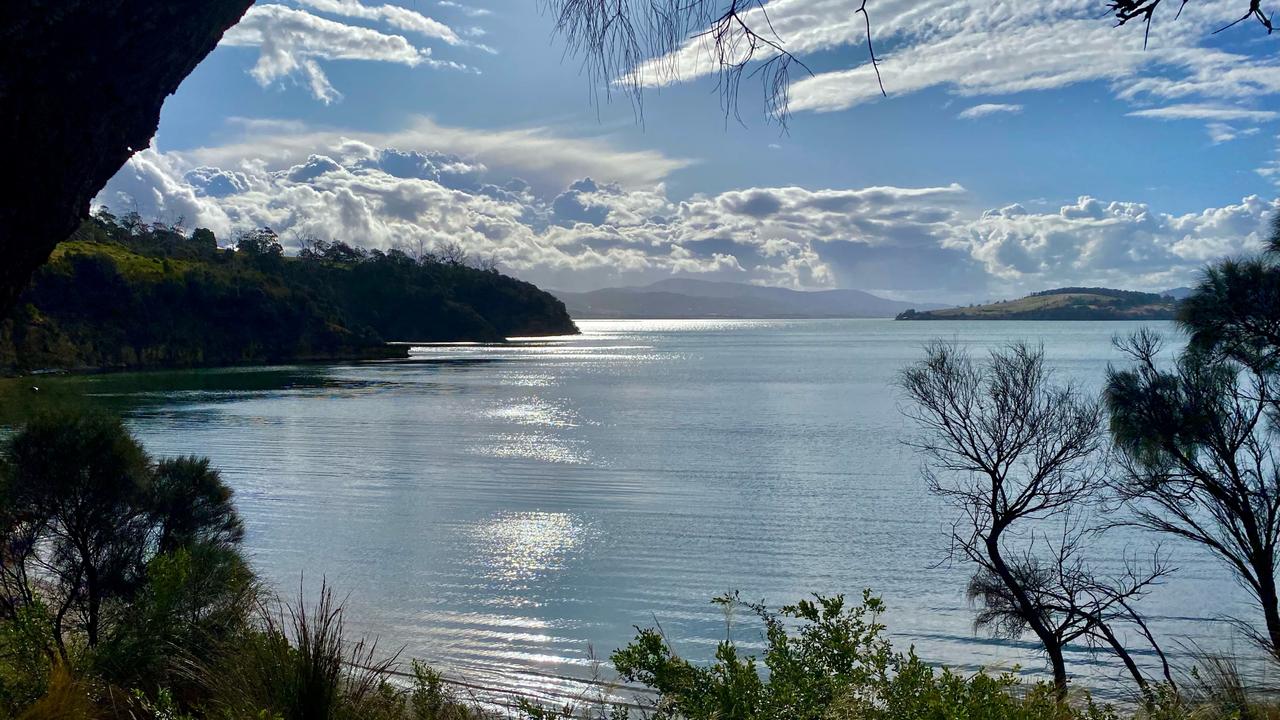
(554, 279, 946, 319)
(1, 215, 576, 374)
(895, 287, 1178, 321)
(1162, 286, 1195, 300)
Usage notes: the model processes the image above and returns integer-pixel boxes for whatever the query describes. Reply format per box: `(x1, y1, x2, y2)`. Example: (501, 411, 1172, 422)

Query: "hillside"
(555, 278, 945, 319)
(895, 287, 1178, 321)
(0, 215, 576, 373)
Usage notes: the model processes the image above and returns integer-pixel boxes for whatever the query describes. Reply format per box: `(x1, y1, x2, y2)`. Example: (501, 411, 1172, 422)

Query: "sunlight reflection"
(470, 511, 594, 583)
(485, 398, 581, 428)
(470, 432, 591, 465)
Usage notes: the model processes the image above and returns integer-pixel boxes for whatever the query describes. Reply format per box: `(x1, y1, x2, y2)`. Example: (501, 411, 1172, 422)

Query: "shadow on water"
(0, 367, 324, 424)
(0, 354, 514, 427)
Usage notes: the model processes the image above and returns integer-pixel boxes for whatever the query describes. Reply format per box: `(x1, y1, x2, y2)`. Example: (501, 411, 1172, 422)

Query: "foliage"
(13, 661, 94, 720)
(0, 412, 254, 715)
(0, 212, 576, 373)
(1107, 215, 1280, 662)
(197, 580, 406, 720)
(612, 590, 1117, 720)
(0, 605, 55, 716)
(1177, 213, 1280, 372)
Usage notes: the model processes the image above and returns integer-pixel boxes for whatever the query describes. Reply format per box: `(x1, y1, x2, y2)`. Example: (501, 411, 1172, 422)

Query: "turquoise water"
(10, 319, 1267, 699)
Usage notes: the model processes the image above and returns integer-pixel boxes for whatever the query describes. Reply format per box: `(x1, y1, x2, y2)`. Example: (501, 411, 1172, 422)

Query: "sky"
(96, 0, 1280, 303)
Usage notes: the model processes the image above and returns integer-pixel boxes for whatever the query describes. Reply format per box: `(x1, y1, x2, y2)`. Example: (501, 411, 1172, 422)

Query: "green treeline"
(896, 287, 1178, 321)
(0, 212, 576, 374)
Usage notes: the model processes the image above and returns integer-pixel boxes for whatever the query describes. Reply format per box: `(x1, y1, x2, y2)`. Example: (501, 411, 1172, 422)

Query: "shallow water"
(5, 319, 1270, 701)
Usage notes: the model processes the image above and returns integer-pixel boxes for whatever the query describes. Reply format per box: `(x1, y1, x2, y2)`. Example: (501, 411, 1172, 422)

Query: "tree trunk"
(1256, 562, 1280, 660)
(0, 0, 255, 315)
(1096, 620, 1149, 694)
(986, 533, 1069, 696)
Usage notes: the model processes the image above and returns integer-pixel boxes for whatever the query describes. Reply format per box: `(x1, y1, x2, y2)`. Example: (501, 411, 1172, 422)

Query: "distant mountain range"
(552, 279, 947, 319)
(896, 287, 1180, 321)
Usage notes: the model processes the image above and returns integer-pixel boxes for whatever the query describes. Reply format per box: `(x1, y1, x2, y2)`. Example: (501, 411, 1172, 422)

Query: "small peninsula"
(895, 287, 1179, 321)
(0, 213, 576, 374)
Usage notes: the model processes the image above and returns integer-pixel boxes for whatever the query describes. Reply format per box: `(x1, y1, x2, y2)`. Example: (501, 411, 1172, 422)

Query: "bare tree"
(544, 0, 882, 127)
(1110, 1, 1272, 47)
(547, 0, 1272, 127)
(901, 341, 1170, 695)
(435, 240, 471, 267)
(1108, 329, 1280, 660)
(394, 237, 439, 265)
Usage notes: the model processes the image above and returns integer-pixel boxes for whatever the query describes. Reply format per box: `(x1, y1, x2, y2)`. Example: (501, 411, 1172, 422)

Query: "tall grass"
(195, 580, 400, 720)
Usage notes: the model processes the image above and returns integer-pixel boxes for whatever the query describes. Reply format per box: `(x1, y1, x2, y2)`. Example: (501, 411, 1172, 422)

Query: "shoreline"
(0, 325, 580, 378)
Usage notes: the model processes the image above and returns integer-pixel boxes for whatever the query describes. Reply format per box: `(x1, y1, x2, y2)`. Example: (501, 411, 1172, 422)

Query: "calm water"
(4, 319, 1268, 700)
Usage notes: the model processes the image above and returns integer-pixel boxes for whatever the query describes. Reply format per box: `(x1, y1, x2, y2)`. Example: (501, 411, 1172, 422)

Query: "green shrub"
(612, 590, 1116, 720)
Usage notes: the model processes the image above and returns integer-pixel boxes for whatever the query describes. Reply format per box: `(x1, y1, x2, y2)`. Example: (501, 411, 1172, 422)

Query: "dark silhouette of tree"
(235, 228, 285, 257)
(0, 412, 245, 661)
(1, 1, 1271, 316)
(1107, 216, 1280, 661)
(1178, 214, 1280, 372)
(901, 341, 1170, 695)
(1108, 331, 1280, 660)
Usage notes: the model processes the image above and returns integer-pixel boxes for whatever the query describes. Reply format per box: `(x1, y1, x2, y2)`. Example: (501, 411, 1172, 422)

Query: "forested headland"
(896, 287, 1178, 321)
(0, 212, 576, 374)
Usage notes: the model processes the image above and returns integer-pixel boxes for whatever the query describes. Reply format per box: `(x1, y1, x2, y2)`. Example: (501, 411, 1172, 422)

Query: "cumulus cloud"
(221, 4, 468, 103)
(953, 194, 1276, 293)
(94, 119, 1278, 301)
(958, 103, 1023, 119)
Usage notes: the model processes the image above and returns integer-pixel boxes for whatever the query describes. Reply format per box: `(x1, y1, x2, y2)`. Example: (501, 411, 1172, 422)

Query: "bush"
(612, 591, 1116, 720)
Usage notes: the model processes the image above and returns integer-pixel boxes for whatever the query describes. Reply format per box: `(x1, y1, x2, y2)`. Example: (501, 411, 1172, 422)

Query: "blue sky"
(98, 0, 1280, 301)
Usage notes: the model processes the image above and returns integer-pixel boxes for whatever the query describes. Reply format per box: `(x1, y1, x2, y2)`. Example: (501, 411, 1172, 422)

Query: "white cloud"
(1126, 104, 1279, 122)
(958, 103, 1023, 119)
(1207, 123, 1261, 144)
(180, 116, 691, 196)
(1260, 137, 1280, 186)
(291, 0, 461, 44)
(954, 194, 1276, 292)
(95, 121, 1278, 301)
(221, 4, 468, 103)
(626, 0, 1279, 141)
(438, 1, 491, 18)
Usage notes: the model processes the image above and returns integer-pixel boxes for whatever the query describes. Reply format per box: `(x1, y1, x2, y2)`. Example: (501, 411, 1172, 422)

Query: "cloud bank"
(96, 119, 1278, 301)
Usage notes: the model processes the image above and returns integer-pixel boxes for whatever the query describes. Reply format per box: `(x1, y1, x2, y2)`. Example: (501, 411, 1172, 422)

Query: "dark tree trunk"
(0, 0, 254, 315)
(986, 532, 1069, 696)
(1255, 560, 1280, 659)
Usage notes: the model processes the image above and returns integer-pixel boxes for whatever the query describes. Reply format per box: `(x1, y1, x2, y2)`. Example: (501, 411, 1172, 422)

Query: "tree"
(191, 228, 219, 252)
(1177, 214, 1280, 373)
(0, 1, 1269, 315)
(0, 412, 245, 661)
(900, 341, 1169, 695)
(1107, 220, 1280, 659)
(235, 227, 284, 257)
(435, 240, 471, 267)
